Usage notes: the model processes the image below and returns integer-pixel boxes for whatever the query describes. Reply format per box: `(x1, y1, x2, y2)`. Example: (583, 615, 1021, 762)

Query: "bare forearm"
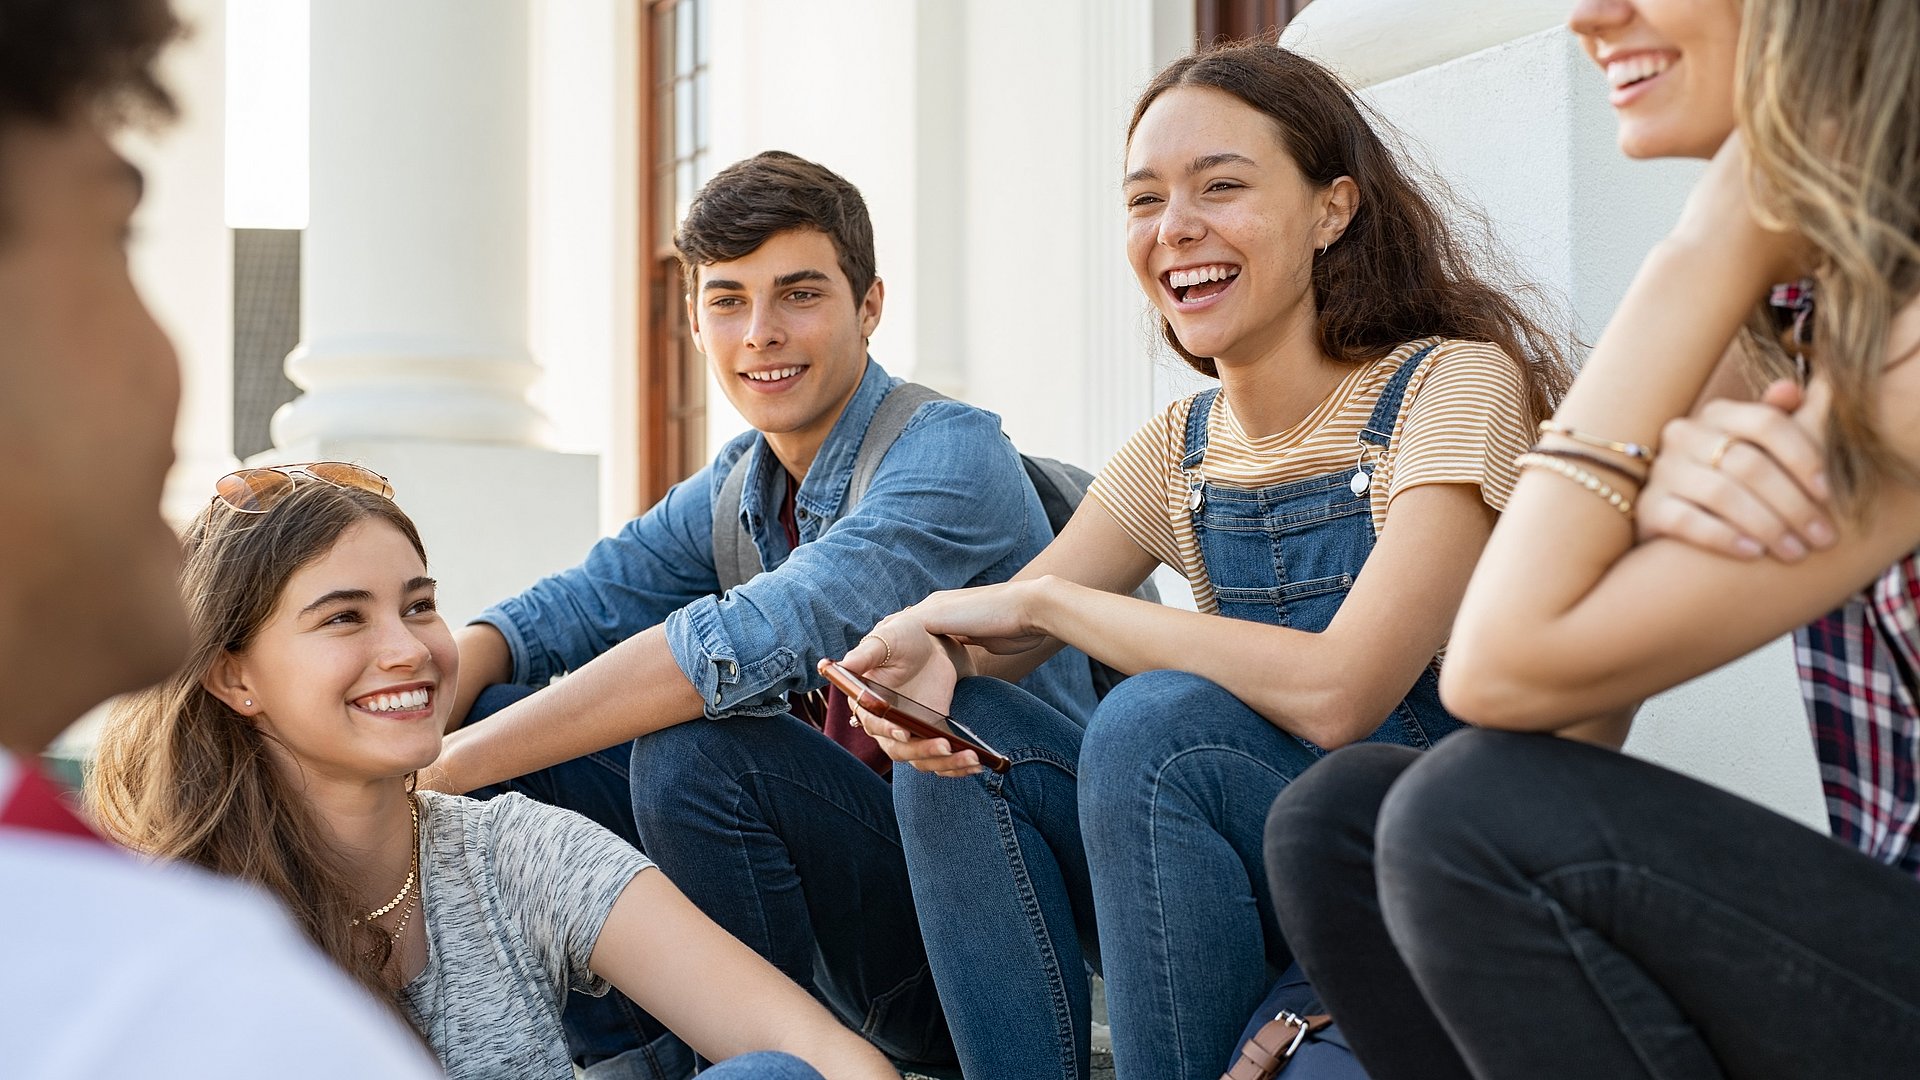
(1027, 578, 1371, 745)
(1449, 240, 1855, 727)
(449, 623, 513, 731)
(436, 625, 702, 791)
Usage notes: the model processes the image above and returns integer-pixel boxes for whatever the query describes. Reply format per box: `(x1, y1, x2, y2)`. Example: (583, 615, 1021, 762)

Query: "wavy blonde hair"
(1739, 0, 1920, 514)
(88, 483, 427, 1024)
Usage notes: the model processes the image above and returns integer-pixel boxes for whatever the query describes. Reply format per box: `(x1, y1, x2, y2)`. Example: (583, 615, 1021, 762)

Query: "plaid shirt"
(1775, 280, 1920, 878)
(1795, 559, 1920, 878)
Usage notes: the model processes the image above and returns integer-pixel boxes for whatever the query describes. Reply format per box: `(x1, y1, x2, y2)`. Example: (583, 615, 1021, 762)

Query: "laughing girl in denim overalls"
(837, 43, 1567, 1080)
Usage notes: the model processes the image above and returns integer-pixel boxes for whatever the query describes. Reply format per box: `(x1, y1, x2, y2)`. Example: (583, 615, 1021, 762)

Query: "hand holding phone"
(817, 658, 1011, 773)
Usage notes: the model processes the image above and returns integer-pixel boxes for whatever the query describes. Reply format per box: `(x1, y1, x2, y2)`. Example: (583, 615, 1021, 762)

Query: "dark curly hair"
(0, 0, 178, 126)
(1130, 41, 1571, 424)
(0, 0, 179, 231)
(674, 150, 877, 306)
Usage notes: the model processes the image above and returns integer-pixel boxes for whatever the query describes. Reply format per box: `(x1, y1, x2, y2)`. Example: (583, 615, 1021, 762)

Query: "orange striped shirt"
(1088, 337, 1532, 613)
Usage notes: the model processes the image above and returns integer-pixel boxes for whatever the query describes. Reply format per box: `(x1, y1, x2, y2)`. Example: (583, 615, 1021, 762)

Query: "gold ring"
(863, 633, 894, 667)
(1708, 434, 1737, 470)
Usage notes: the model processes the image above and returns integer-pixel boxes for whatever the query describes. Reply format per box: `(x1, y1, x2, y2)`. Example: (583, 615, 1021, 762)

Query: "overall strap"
(1358, 342, 1439, 451)
(711, 451, 762, 595)
(1179, 388, 1222, 471)
(844, 382, 947, 514)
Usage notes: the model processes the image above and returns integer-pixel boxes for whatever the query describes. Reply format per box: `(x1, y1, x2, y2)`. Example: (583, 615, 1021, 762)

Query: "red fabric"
(781, 477, 892, 777)
(0, 765, 107, 844)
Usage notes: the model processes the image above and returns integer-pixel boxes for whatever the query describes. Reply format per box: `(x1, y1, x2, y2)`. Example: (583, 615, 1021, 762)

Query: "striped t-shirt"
(1088, 337, 1532, 613)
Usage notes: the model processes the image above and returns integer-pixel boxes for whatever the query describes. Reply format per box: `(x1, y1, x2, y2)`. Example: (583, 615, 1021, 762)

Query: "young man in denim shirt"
(429, 151, 1095, 1075)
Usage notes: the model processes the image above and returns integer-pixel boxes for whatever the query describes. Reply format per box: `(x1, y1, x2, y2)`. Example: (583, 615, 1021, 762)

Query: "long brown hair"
(89, 481, 427, 1019)
(1739, 0, 1920, 515)
(1129, 41, 1571, 422)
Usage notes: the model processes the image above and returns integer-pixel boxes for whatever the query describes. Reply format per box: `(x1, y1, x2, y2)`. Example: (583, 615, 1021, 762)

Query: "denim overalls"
(1179, 343, 1463, 753)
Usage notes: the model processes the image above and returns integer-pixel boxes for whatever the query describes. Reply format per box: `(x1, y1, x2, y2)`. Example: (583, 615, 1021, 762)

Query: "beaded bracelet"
(1536, 420, 1657, 464)
(1526, 444, 1650, 486)
(1516, 452, 1635, 517)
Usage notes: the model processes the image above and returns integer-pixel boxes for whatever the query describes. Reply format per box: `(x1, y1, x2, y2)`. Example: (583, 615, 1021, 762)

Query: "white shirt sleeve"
(2, 836, 443, 1078)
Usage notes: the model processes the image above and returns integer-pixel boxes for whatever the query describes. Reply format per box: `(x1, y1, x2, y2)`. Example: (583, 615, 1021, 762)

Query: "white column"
(275, 0, 546, 447)
(270, 0, 598, 627)
(1284, 0, 1824, 830)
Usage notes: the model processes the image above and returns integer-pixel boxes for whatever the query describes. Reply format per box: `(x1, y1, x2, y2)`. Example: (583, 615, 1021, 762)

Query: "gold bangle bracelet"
(1516, 452, 1635, 517)
(1536, 420, 1657, 464)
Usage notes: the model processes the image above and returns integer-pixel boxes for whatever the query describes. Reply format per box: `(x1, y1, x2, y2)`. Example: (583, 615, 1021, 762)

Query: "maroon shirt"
(780, 477, 893, 777)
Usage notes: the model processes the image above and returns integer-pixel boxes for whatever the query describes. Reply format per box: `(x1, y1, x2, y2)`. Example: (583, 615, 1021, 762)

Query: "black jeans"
(1264, 730, 1920, 1080)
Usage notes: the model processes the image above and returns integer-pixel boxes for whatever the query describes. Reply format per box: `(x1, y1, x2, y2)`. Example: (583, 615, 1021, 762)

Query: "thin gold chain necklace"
(351, 794, 420, 928)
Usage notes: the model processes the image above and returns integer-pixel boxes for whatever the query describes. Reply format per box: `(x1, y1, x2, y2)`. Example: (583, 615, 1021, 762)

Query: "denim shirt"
(477, 359, 1096, 724)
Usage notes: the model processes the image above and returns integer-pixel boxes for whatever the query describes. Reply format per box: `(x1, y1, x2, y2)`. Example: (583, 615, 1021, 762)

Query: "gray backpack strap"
(842, 382, 948, 516)
(711, 451, 763, 594)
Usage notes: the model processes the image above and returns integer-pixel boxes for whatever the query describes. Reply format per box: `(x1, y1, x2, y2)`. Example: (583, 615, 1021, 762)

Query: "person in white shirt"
(0, 0, 440, 1074)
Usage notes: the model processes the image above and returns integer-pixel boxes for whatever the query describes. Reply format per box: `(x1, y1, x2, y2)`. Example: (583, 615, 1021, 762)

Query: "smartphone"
(816, 658, 1012, 773)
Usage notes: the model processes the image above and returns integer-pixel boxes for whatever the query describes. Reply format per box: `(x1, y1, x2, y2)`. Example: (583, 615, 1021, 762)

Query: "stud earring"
(243, 700, 253, 708)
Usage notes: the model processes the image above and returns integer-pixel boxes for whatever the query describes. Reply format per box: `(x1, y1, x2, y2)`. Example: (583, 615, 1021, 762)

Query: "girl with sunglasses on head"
(833, 42, 1571, 1080)
(88, 465, 897, 1080)
(1262, 1, 1920, 1077)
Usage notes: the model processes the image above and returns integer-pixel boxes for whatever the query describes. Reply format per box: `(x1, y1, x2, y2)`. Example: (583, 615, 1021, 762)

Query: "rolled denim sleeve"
(664, 402, 1039, 719)
(475, 466, 723, 686)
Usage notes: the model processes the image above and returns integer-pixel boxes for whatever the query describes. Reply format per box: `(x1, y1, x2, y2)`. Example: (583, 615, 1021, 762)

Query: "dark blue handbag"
(1223, 963, 1368, 1079)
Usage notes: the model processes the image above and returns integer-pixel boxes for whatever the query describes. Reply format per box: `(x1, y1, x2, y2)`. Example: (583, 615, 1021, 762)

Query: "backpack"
(711, 381, 1158, 700)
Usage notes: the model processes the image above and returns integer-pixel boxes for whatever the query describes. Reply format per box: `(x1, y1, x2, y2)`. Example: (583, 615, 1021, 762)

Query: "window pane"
(676, 159, 697, 224)
(694, 0, 710, 67)
(675, 77, 696, 160)
(695, 71, 710, 155)
(676, 0, 696, 75)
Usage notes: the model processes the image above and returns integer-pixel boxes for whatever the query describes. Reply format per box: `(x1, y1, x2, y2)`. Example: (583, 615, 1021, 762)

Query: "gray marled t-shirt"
(402, 791, 654, 1079)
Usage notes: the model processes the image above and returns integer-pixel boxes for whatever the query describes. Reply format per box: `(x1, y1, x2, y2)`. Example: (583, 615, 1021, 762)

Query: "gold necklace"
(351, 794, 420, 928)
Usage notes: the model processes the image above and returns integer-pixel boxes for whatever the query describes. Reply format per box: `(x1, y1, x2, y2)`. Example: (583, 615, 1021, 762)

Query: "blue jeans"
(1083, 671, 1322, 1080)
(893, 677, 1098, 1080)
(894, 672, 1323, 1080)
(698, 1052, 824, 1079)
(468, 684, 697, 1080)
(629, 711, 956, 1069)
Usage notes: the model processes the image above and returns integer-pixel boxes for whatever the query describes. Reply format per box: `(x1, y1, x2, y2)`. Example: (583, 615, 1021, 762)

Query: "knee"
(1264, 745, 1417, 914)
(628, 718, 748, 824)
(1375, 729, 1573, 893)
(1076, 669, 1248, 814)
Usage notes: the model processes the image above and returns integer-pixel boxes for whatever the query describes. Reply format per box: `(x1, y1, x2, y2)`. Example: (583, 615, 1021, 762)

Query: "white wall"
(697, 0, 1190, 472)
(133, 0, 234, 525)
(529, 0, 642, 528)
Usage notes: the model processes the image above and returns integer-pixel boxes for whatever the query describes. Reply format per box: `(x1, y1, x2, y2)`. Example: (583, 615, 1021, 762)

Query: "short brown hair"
(674, 150, 877, 305)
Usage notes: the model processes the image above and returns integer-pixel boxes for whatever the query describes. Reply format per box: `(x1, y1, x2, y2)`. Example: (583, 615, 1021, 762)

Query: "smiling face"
(1124, 85, 1354, 367)
(0, 118, 188, 751)
(216, 519, 455, 789)
(1569, 0, 1741, 159)
(690, 227, 883, 476)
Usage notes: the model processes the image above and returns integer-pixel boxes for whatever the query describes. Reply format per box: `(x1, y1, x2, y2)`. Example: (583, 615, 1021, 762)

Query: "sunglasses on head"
(212, 461, 394, 514)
